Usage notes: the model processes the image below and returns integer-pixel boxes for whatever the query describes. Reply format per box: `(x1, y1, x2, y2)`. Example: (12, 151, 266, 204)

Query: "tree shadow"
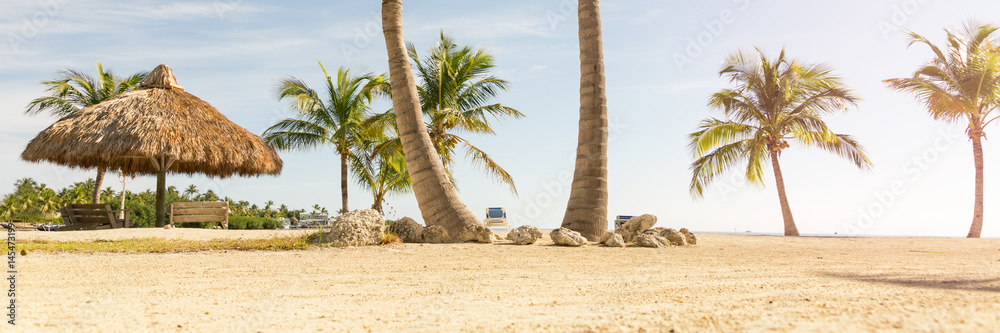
(821, 272, 1000, 293)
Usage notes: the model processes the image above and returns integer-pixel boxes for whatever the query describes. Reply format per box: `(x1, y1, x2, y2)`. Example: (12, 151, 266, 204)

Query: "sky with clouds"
(2, 0, 999, 237)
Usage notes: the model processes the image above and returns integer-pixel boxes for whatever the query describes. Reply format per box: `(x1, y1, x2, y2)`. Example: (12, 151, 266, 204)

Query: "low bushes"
(175, 216, 281, 229)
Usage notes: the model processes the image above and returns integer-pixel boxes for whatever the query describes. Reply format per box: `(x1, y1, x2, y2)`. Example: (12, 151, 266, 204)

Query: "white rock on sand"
(507, 225, 543, 245)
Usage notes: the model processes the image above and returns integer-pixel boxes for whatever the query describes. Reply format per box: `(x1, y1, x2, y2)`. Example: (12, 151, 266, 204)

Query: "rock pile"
(600, 215, 699, 248)
(323, 209, 385, 246)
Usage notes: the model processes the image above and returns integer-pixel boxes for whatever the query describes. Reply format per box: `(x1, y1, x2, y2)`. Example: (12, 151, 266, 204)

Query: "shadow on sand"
(821, 272, 1000, 293)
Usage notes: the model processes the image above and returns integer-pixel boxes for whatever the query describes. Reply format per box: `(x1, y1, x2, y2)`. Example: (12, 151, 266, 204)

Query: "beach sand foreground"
(10, 229, 1000, 332)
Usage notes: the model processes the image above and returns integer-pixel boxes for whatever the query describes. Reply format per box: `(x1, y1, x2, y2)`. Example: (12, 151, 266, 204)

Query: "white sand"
(9, 229, 1000, 332)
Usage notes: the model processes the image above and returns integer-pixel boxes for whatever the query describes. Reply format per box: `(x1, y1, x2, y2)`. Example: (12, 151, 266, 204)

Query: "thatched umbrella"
(22, 64, 282, 227)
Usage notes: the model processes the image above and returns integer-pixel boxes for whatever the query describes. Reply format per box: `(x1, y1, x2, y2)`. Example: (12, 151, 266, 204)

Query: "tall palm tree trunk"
(92, 166, 106, 204)
(770, 151, 799, 236)
(381, 0, 481, 239)
(155, 166, 166, 227)
(340, 152, 349, 214)
(968, 135, 984, 238)
(561, 0, 609, 241)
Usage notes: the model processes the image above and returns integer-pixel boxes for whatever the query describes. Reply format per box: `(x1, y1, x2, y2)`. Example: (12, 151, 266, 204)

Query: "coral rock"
(636, 233, 670, 248)
(604, 233, 626, 248)
(662, 228, 689, 246)
(322, 209, 385, 246)
(422, 225, 451, 244)
(389, 217, 424, 243)
(507, 225, 543, 245)
(550, 228, 588, 247)
(679, 228, 697, 245)
(455, 224, 494, 243)
(598, 230, 614, 244)
(617, 214, 657, 243)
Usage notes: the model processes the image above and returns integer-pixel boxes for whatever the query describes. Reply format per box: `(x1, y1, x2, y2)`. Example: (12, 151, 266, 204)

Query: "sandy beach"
(10, 229, 1000, 332)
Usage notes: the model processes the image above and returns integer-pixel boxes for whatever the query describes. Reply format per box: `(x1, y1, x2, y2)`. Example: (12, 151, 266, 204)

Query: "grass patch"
(18, 233, 324, 254)
(381, 230, 402, 245)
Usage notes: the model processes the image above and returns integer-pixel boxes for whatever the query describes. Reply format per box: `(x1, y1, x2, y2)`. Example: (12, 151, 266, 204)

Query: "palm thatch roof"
(21, 64, 282, 177)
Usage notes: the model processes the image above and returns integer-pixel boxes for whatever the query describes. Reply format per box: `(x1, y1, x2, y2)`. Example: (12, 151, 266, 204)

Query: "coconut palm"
(24, 63, 147, 204)
(884, 23, 1000, 238)
(36, 184, 62, 217)
(689, 48, 872, 236)
(183, 185, 199, 200)
(59, 179, 95, 205)
(562, 0, 610, 241)
(351, 120, 411, 214)
(397, 32, 524, 193)
(262, 63, 388, 214)
(381, 0, 484, 240)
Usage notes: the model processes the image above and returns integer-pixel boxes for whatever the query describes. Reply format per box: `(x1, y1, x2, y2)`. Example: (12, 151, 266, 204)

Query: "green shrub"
(227, 216, 279, 230)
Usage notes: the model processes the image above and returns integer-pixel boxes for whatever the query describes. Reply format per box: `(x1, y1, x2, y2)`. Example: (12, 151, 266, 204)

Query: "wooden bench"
(59, 204, 131, 231)
(170, 202, 229, 229)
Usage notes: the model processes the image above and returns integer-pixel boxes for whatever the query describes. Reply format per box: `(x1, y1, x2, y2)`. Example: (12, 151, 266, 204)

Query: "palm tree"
(183, 185, 199, 200)
(884, 23, 1000, 238)
(381, 0, 484, 240)
(562, 0, 610, 241)
(393, 32, 525, 193)
(100, 187, 116, 205)
(262, 63, 388, 214)
(24, 63, 147, 204)
(36, 184, 62, 217)
(351, 124, 412, 214)
(689, 48, 872, 236)
(59, 180, 94, 205)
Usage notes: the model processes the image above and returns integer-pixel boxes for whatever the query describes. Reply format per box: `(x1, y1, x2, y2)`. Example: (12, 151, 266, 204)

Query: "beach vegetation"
(562, 0, 610, 241)
(380, 0, 484, 240)
(884, 22, 1000, 238)
(17, 235, 316, 254)
(689, 48, 872, 236)
(374, 32, 523, 194)
(23, 63, 148, 205)
(262, 63, 390, 215)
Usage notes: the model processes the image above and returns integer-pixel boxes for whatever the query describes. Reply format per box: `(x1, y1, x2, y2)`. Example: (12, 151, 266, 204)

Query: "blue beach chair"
(484, 207, 510, 231)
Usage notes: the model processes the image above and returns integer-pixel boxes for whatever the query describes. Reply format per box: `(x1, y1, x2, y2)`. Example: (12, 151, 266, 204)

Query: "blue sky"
(2, 0, 998, 237)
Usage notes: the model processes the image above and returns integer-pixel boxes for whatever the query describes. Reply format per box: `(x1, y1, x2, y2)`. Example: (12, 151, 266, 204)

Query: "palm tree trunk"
(340, 152, 349, 214)
(770, 151, 799, 236)
(967, 135, 984, 238)
(381, 0, 481, 239)
(561, 0, 609, 241)
(155, 165, 166, 227)
(92, 166, 106, 204)
(372, 193, 383, 214)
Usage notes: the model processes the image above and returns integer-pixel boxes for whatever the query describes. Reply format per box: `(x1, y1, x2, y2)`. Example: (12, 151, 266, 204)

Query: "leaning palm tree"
(404, 32, 524, 193)
(884, 22, 1000, 238)
(689, 48, 872, 236)
(381, 0, 484, 240)
(262, 63, 388, 214)
(24, 63, 147, 204)
(562, 0, 610, 241)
